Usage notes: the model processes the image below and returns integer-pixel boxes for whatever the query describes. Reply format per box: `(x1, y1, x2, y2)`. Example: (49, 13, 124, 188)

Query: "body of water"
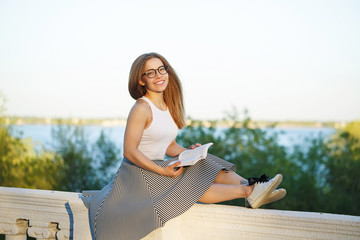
(13, 124, 125, 150)
(13, 125, 336, 152)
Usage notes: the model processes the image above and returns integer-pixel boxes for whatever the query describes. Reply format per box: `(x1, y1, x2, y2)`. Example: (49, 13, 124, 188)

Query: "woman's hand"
(161, 161, 183, 178)
(189, 143, 202, 149)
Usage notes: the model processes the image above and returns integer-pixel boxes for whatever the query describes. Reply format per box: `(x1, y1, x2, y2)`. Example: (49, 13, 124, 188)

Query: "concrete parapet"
(0, 187, 359, 240)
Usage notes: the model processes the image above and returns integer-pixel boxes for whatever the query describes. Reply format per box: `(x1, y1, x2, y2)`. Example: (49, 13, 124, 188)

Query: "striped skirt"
(82, 154, 235, 240)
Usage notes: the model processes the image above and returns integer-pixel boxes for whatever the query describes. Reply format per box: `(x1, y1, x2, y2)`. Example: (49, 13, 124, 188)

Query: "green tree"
(92, 131, 122, 187)
(0, 93, 62, 189)
(177, 110, 360, 215)
(288, 122, 360, 215)
(50, 121, 122, 192)
(177, 110, 299, 208)
(324, 122, 360, 215)
(1, 92, 122, 192)
(285, 137, 329, 212)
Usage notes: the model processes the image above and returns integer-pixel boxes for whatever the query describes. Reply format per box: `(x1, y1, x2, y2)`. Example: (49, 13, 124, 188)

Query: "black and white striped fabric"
(82, 154, 235, 240)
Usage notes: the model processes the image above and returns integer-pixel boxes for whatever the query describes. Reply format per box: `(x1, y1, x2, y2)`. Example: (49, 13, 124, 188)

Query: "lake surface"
(13, 125, 336, 152)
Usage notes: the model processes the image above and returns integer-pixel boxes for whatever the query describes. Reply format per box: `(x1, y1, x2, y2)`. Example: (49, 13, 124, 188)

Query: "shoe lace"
(247, 174, 269, 185)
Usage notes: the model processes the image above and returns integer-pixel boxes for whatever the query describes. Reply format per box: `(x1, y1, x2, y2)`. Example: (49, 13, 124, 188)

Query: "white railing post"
(0, 219, 27, 240)
(27, 221, 58, 240)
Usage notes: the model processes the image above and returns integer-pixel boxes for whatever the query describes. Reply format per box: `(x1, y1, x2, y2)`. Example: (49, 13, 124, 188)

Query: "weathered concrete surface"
(1, 187, 359, 240)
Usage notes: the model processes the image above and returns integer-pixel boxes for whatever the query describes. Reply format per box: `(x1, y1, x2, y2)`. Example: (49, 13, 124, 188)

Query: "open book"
(168, 142, 213, 167)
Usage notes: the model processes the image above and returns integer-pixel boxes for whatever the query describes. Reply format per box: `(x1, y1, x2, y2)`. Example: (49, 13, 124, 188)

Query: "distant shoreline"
(3, 116, 349, 129)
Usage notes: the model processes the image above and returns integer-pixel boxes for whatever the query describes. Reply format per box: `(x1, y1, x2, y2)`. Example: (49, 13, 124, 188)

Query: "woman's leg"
(200, 168, 284, 207)
(214, 170, 248, 185)
(198, 183, 254, 204)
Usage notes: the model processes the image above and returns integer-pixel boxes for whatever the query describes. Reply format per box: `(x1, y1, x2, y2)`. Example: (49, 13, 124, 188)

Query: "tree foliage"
(50, 122, 122, 191)
(0, 93, 122, 192)
(0, 119, 122, 192)
(324, 127, 360, 214)
(177, 110, 360, 216)
(0, 93, 62, 189)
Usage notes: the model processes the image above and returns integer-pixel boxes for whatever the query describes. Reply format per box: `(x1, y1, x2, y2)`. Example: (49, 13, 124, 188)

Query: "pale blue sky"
(0, 0, 359, 121)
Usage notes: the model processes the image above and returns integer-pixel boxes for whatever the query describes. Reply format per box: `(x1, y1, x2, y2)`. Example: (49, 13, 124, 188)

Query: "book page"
(179, 142, 213, 161)
(167, 142, 213, 166)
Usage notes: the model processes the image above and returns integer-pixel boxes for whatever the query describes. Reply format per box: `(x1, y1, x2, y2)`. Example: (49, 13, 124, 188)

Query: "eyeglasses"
(142, 65, 169, 79)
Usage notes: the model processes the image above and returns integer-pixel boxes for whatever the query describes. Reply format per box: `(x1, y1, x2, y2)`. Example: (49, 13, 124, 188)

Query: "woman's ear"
(139, 79, 146, 86)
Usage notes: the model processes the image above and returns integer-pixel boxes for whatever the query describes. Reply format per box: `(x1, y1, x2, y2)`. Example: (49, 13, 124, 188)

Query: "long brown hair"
(128, 52, 186, 129)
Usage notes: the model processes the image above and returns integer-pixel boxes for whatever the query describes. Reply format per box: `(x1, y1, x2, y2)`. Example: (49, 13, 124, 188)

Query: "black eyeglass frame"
(142, 65, 169, 79)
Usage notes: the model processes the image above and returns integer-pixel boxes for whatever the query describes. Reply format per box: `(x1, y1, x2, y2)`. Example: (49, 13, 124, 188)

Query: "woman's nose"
(154, 69, 161, 77)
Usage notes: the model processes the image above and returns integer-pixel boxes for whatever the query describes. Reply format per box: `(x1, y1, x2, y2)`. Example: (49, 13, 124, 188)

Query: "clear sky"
(0, 0, 359, 121)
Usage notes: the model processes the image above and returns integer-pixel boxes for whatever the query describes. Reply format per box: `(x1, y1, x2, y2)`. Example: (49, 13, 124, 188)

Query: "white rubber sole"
(245, 188, 287, 208)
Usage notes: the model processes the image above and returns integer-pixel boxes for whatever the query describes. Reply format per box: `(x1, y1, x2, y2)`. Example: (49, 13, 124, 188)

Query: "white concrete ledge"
(149, 204, 360, 240)
(0, 187, 359, 240)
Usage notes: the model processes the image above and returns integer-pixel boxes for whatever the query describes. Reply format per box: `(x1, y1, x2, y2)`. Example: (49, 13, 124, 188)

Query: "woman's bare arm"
(166, 140, 187, 157)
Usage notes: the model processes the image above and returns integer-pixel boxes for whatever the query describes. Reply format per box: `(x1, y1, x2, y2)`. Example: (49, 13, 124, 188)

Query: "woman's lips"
(154, 80, 165, 85)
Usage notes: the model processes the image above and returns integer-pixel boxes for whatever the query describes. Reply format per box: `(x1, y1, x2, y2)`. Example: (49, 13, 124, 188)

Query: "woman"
(83, 53, 285, 240)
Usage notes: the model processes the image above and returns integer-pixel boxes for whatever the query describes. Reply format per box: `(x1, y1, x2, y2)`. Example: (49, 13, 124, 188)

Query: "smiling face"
(139, 58, 169, 95)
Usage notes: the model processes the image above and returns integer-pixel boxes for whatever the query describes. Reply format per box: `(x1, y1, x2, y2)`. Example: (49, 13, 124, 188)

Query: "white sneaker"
(245, 188, 286, 208)
(246, 174, 283, 209)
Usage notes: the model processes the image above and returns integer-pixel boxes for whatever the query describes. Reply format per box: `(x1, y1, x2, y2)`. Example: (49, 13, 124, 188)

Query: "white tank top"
(137, 96, 179, 160)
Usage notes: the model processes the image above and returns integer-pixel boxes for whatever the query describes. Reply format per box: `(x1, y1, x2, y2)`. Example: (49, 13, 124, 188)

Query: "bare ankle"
(244, 185, 254, 198)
